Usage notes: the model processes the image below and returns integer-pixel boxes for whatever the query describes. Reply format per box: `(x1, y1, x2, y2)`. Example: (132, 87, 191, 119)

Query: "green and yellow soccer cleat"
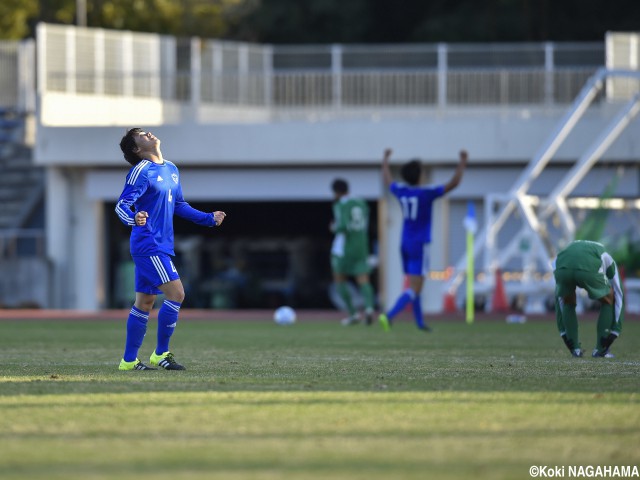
(150, 351, 186, 370)
(378, 313, 391, 332)
(118, 358, 157, 371)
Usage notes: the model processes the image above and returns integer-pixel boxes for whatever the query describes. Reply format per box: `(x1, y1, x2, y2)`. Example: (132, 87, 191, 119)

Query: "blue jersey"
(115, 159, 215, 256)
(390, 182, 445, 253)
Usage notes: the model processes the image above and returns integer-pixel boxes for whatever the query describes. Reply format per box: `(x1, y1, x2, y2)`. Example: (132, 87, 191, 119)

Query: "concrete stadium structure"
(9, 25, 640, 312)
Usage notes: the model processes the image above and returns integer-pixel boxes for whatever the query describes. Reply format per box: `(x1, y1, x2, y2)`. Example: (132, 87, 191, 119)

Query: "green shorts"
(331, 254, 370, 276)
(554, 268, 611, 300)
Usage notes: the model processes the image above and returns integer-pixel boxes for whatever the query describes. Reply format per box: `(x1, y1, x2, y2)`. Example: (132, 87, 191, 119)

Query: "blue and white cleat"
(592, 348, 614, 358)
(150, 351, 186, 370)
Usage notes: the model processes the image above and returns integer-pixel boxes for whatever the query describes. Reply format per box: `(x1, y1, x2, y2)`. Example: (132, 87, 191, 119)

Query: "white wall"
(85, 168, 382, 201)
(35, 103, 640, 168)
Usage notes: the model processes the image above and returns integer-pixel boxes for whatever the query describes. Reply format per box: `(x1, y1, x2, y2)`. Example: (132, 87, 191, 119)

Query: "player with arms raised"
(379, 148, 467, 331)
(116, 128, 226, 371)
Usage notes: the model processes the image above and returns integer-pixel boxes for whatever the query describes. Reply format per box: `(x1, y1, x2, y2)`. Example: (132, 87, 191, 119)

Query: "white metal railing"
(35, 23, 608, 110)
(0, 40, 35, 112)
(606, 32, 640, 100)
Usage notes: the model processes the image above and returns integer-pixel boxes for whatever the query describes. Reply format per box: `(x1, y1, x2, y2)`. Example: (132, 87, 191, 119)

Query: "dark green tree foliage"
(88, 0, 257, 38)
(3, 0, 640, 42)
(240, 0, 371, 43)
(4, 0, 257, 39)
(0, 0, 38, 39)
(242, 0, 640, 44)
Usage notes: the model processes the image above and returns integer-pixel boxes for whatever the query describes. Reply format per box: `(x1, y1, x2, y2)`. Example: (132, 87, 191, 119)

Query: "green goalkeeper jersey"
(554, 240, 615, 278)
(331, 197, 370, 260)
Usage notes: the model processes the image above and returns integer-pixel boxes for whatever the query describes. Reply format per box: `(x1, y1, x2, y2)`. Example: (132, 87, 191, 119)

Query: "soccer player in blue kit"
(116, 128, 226, 370)
(379, 148, 467, 331)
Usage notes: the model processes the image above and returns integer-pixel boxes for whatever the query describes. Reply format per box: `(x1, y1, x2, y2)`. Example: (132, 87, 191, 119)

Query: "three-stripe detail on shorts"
(150, 256, 170, 284)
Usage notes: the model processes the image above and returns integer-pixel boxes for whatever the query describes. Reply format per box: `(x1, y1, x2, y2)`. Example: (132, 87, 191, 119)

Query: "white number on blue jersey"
(168, 189, 173, 203)
(400, 196, 418, 220)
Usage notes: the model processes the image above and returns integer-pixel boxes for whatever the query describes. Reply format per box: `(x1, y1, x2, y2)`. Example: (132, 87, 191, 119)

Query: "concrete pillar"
(381, 190, 403, 311)
(46, 167, 105, 310)
(46, 167, 70, 308)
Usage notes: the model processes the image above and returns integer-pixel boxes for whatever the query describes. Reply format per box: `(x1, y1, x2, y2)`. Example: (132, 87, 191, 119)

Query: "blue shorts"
(133, 254, 180, 295)
(401, 243, 430, 276)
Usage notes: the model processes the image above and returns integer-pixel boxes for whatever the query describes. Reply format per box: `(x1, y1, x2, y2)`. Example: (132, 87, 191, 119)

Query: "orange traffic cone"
(443, 292, 457, 313)
(491, 269, 509, 313)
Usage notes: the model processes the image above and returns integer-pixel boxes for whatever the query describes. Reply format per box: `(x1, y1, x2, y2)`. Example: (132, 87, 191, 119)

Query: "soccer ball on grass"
(273, 306, 296, 325)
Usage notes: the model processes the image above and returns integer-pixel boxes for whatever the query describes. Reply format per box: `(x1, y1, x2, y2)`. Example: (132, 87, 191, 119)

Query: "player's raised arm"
(381, 148, 394, 187)
(443, 149, 468, 193)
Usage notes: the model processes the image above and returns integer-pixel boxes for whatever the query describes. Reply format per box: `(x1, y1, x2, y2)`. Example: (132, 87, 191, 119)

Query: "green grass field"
(1, 315, 639, 480)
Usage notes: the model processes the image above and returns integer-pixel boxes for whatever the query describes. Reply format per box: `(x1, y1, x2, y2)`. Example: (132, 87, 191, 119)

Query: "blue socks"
(123, 306, 149, 362)
(386, 289, 416, 321)
(156, 299, 181, 355)
(412, 296, 425, 329)
(123, 300, 181, 361)
(386, 290, 424, 328)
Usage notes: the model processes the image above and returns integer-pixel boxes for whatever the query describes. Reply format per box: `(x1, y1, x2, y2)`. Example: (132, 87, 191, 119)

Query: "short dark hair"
(331, 178, 349, 195)
(120, 128, 143, 166)
(401, 159, 422, 186)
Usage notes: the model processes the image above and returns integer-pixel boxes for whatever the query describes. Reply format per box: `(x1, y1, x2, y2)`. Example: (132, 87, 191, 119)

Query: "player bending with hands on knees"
(116, 128, 226, 371)
(553, 240, 624, 358)
(379, 148, 467, 332)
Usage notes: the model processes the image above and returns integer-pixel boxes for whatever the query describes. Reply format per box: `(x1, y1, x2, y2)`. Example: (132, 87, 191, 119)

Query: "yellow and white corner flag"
(463, 202, 478, 324)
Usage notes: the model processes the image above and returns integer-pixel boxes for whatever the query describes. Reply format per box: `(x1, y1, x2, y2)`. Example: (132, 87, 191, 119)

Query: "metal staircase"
(445, 68, 640, 311)
(0, 108, 48, 308)
(0, 108, 43, 231)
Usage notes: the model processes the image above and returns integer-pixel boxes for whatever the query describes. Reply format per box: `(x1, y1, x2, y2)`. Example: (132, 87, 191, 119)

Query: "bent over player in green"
(330, 178, 376, 326)
(553, 240, 624, 358)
